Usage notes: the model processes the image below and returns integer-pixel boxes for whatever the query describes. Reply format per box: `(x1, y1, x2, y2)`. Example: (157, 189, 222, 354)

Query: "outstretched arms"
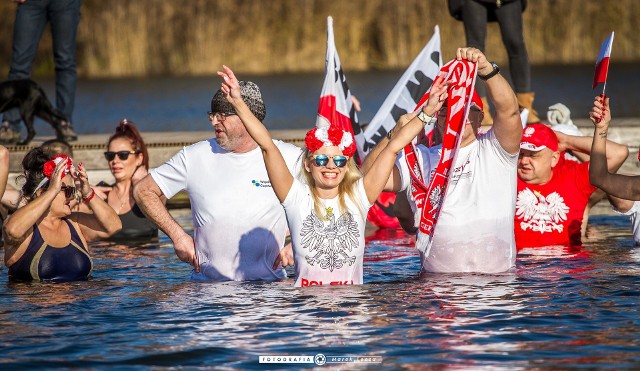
(217, 66, 293, 203)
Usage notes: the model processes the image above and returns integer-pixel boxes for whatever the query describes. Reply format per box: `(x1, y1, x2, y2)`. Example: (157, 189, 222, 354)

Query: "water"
(25, 63, 640, 137)
(1, 211, 639, 368)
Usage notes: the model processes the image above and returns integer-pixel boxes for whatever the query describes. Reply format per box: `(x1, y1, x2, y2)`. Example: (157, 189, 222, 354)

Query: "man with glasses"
(365, 47, 523, 274)
(134, 81, 302, 282)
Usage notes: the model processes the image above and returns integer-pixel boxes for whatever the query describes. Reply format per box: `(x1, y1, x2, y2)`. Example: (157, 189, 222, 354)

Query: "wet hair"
(18, 147, 51, 202)
(41, 138, 74, 158)
(107, 119, 149, 170)
(300, 148, 364, 218)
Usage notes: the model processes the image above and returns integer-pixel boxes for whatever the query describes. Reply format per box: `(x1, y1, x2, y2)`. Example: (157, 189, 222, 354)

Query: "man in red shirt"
(515, 123, 628, 248)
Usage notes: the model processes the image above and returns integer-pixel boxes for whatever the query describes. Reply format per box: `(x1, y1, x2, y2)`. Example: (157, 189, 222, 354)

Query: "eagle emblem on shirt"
(516, 188, 569, 233)
(300, 208, 359, 271)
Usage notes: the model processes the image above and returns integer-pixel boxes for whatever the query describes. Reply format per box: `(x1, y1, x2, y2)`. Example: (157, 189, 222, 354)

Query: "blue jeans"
(462, 0, 530, 95)
(3, 0, 81, 130)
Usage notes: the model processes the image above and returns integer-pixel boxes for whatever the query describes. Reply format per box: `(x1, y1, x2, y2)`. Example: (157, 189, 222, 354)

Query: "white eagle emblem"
(300, 208, 359, 271)
(516, 188, 569, 234)
(428, 185, 442, 216)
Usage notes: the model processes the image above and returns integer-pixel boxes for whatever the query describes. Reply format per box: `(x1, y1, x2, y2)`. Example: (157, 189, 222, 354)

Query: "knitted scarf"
(403, 59, 478, 253)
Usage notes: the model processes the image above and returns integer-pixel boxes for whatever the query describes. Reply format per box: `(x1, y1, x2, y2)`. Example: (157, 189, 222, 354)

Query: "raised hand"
(590, 95, 611, 129)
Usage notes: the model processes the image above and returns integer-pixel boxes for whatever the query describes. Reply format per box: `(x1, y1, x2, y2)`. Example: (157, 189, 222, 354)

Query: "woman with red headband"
(2, 149, 121, 282)
(217, 65, 448, 287)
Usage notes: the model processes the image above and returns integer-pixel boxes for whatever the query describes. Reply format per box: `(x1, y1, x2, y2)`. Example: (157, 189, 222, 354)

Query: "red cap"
(520, 123, 559, 152)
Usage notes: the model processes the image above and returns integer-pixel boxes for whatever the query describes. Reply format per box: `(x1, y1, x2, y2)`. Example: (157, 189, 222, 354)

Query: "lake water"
(24, 63, 640, 137)
(1, 211, 639, 368)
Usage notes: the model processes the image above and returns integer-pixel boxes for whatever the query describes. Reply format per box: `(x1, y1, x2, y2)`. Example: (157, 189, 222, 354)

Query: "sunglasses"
(104, 151, 139, 161)
(207, 111, 235, 122)
(60, 185, 77, 199)
(310, 155, 349, 168)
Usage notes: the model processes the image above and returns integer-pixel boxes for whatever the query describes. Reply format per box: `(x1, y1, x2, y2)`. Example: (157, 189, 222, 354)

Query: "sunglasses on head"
(104, 150, 139, 161)
(60, 185, 76, 199)
(310, 154, 349, 168)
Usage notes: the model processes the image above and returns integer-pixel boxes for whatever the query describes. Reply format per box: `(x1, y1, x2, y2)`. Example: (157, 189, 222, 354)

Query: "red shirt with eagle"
(514, 156, 596, 248)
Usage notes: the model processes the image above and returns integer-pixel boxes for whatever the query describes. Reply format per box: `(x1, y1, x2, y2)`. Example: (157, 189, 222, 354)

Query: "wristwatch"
(417, 109, 436, 125)
(478, 62, 500, 81)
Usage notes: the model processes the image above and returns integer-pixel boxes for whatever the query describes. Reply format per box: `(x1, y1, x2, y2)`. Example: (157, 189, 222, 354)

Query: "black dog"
(0, 79, 77, 145)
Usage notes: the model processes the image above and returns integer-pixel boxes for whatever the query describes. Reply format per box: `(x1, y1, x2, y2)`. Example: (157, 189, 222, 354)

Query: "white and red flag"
(592, 32, 614, 91)
(316, 16, 361, 160)
(361, 26, 442, 158)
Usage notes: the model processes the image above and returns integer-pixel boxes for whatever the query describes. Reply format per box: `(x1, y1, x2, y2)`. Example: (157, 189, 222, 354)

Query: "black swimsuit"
(9, 219, 93, 282)
(110, 203, 158, 240)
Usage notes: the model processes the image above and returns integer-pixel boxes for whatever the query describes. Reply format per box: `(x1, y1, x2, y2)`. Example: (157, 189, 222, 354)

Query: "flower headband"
(33, 154, 74, 196)
(304, 122, 356, 157)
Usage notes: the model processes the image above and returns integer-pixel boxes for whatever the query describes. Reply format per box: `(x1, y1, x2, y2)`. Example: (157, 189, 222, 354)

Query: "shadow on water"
(24, 63, 640, 137)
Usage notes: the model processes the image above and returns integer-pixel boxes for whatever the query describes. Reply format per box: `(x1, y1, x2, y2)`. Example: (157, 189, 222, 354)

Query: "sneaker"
(0, 121, 20, 145)
(59, 120, 78, 142)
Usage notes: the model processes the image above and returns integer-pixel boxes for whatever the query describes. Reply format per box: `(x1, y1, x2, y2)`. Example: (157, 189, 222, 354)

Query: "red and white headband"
(33, 154, 74, 195)
(304, 122, 356, 157)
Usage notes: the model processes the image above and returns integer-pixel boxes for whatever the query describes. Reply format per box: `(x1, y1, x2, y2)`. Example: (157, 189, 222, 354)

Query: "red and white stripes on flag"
(360, 26, 442, 157)
(316, 16, 361, 160)
(592, 32, 614, 90)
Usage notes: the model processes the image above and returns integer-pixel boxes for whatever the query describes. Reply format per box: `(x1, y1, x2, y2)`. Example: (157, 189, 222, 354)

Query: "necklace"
(111, 188, 130, 214)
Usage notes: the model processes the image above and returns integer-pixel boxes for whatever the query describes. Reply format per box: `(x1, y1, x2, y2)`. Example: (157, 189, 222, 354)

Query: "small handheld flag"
(592, 32, 614, 91)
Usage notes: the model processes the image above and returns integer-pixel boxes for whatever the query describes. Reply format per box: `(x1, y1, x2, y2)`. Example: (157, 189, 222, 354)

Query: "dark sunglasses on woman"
(104, 150, 139, 161)
(60, 185, 76, 199)
(310, 154, 348, 168)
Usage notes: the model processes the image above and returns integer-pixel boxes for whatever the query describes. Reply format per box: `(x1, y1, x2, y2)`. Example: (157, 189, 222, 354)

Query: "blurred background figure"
(455, 0, 538, 125)
(0, 0, 80, 145)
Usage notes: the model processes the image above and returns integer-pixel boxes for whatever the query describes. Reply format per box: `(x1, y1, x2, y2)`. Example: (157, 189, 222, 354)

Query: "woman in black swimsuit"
(96, 119, 160, 240)
(3, 149, 122, 282)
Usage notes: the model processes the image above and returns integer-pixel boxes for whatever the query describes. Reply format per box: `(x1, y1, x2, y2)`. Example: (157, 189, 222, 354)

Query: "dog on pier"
(0, 79, 77, 145)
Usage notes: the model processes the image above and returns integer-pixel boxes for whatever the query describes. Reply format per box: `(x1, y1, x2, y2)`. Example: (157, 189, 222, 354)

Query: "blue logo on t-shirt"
(251, 179, 272, 188)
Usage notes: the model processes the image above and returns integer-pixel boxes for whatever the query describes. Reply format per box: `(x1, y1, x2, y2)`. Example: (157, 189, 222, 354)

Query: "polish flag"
(592, 32, 614, 90)
(316, 16, 361, 160)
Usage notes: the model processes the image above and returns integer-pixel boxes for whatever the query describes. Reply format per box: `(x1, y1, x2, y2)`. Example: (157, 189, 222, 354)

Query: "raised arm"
(457, 47, 522, 154)
(217, 65, 293, 203)
(133, 174, 199, 271)
(590, 96, 640, 200)
(362, 79, 448, 204)
(72, 162, 122, 241)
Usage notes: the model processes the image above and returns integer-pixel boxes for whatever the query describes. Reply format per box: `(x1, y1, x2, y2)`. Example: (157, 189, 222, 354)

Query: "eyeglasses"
(104, 151, 139, 161)
(310, 155, 349, 168)
(60, 185, 77, 199)
(207, 111, 234, 122)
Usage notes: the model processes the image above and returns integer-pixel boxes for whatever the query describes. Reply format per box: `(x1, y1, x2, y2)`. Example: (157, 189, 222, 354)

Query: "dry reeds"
(0, 0, 637, 78)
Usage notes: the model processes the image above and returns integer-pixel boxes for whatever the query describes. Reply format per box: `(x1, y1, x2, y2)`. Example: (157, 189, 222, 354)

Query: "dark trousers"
(462, 0, 530, 95)
(4, 0, 81, 128)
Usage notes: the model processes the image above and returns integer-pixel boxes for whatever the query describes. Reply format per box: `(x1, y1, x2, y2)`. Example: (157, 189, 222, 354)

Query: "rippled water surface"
(1, 212, 640, 369)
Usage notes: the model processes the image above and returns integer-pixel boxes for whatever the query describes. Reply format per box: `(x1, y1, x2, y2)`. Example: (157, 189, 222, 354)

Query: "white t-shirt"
(612, 200, 640, 246)
(151, 138, 302, 281)
(282, 178, 371, 287)
(397, 129, 518, 273)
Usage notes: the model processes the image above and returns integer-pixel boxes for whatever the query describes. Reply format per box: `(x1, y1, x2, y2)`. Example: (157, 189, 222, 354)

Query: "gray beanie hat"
(210, 80, 266, 121)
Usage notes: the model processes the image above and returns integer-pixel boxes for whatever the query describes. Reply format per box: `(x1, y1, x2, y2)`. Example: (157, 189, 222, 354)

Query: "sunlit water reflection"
(1, 212, 639, 368)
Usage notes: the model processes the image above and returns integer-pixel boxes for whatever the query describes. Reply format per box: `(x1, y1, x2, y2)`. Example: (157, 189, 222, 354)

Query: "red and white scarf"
(404, 59, 478, 253)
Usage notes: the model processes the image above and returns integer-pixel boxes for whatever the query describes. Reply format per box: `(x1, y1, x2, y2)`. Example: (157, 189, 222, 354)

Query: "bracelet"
(82, 188, 96, 203)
